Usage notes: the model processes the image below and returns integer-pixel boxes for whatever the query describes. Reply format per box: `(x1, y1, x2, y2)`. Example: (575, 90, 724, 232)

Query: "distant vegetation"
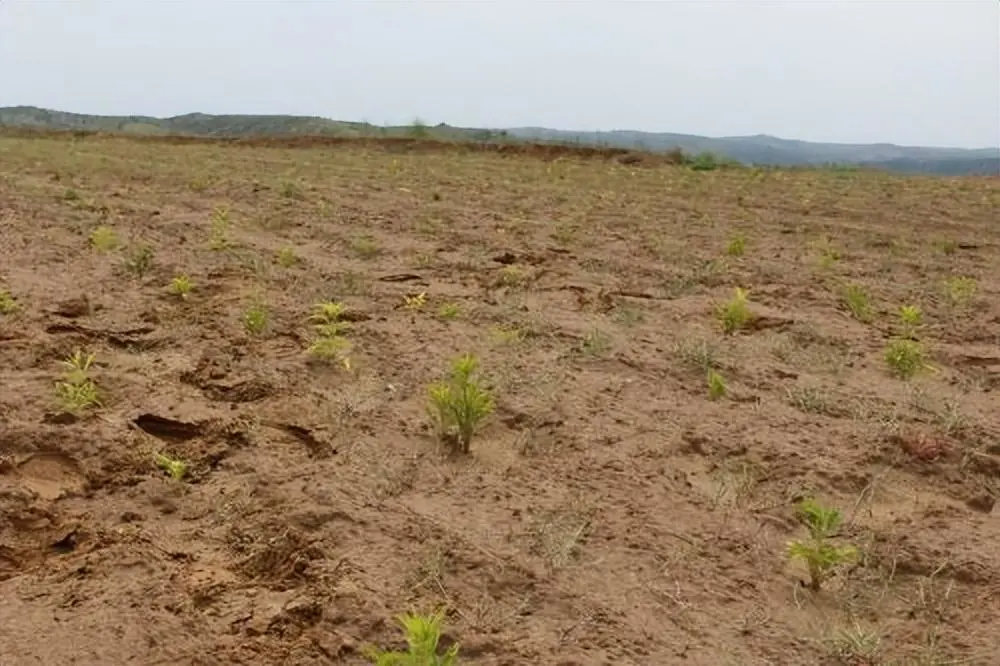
(1, 105, 996, 175)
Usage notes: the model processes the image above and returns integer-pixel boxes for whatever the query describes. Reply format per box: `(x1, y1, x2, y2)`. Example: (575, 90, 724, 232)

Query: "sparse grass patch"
(88, 225, 120, 252)
(675, 337, 720, 372)
(580, 328, 611, 356)
(942, 276, 976, 307)
(427, 353, 494, 454)
(840, 283, 873, 323)
(242, 302, 269, 336)
(884, 338, 929, 379)
(787, 498, 857, 591)
(497, 265, 527, 288)
(825, 622, 882, 664)
(352, 235, 381, 259)
(123, 244, 154, 278)
(612, 305, 644, 326)
(716, 287, 754, 334)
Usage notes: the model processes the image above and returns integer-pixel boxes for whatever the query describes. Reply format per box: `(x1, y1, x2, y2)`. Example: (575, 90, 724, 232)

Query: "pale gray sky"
(1, 1, 998, 149)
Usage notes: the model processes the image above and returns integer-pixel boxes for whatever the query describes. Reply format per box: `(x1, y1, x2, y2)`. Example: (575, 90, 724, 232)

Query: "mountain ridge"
(1, 105, 996, 175)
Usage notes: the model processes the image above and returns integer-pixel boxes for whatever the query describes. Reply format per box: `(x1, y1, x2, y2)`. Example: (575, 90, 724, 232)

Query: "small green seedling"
(841, 284, 872, 323)
(309, 300, 348, 337)
(787, 498, 857, 591)
(437, 302, 460, 321)
(707, 370, 727, 400)
(726, 232, 746, 257)
(89, 225, 120, 252)
(55, 350, 100, 414)
(0, 289, 18, 314)
(428, 354, 494, 454)
(154, 453, 188, 481)
(276, 246, 299, 267)
(580, 328, 611, 356)
(899, 305, 922, 339)
(352, 235, 380, 259)
(943, 276, 976, 307)
(243, 303, 269, 336)
(363, 608, 459, 666)
(308, 333, 351, 365)
(716, 287, 754, 334)
(169, 275, 194, 299)
(884, 338, 929, 379)
(209, 206, 231, 250)
(123, 245, 154, 278)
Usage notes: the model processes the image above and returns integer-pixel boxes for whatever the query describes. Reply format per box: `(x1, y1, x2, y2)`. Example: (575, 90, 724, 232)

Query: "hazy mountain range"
(1, 106, 996, 176)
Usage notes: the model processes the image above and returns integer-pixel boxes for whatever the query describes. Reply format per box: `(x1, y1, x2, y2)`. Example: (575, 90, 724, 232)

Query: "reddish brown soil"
(1, 133, 998, 665)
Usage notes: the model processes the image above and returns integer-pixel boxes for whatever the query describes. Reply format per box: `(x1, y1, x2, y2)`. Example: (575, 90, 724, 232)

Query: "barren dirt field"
(1, 134, 998, 665)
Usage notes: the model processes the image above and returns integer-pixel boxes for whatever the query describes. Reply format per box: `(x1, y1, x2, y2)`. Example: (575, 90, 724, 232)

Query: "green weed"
(707, 370, 727, 400)
(169, 275, 194, 300)
(726, 232, 746, 257)
(89, 225, 120, 252)
(154, 453, 189, 481)
(787, 498, 857, 591)
(209, 206, 231, 250)
(276, 246, 299, 267)
(899, 305, 922, 339)
(437, 302, 460, 321)
(884, 339, 929, 379)
(716, 287, 754, 334)
(55, 350, 101, 414)
(943, 276, 976, 306)
(363, 608, 459, 666)
(428, 354, 494, 454)
(123, 245, 154, 278)
(0, 289, 18, 314)
(243, 302, 269, 336)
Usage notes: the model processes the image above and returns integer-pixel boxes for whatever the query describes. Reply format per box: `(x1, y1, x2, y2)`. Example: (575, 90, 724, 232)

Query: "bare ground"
(1, 134, 998, 665)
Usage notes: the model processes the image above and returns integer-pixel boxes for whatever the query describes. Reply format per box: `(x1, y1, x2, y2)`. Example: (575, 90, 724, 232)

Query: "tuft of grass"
(0, 289, 18, 314)
(428, 354, 494, 454)
(884, 338, 929, 380)
(168, 275, 194, 300)
(707, 369, 727, 400)
(675, 337, 720, 372)
(307, 301, 351, 366)
(123, 245, 154, 278)
(943, 276, 976, 307)
(497, 265, 526, 288)
(716, 287, 754, 334)
(726, 232, 746, 257)
(88, 225, 120, 252)
(154, 453, 189, 481)
(55, 350, 101, 414)
(826, 623, 882, 664)
(209, 206, 231, 250)
(580, 328, 611, 356)
(840, 284, 873, 323)
(363, 608, 459, 666)
(352, 235, 381, 259)
(242, 302, 269, 336)
(276, 246, 299, 268)
(787, 498, 857, 591)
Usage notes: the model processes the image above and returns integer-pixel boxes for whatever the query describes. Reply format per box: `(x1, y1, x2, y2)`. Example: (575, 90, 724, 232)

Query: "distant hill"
(1, 106, 996, 176)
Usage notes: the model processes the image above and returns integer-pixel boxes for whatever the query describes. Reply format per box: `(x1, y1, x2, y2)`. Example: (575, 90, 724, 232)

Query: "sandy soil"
(1, 134, 998, 665)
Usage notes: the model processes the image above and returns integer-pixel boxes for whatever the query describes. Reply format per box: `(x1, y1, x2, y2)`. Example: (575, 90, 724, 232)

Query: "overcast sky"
(1, 1, 997, 149)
